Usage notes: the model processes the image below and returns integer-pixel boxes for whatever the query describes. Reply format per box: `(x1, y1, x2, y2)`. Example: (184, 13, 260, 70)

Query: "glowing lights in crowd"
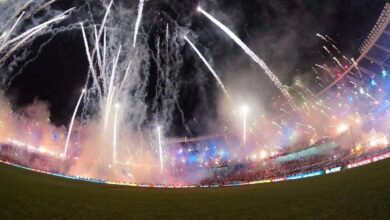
(371, 79, 377, 87)
(382, 70, 387, 77)
(6, 138, 63, 159)
(369, 136, 389, 148)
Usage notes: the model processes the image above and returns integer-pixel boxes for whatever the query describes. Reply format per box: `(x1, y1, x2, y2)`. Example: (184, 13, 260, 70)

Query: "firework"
(133, 0, 145, 47)
(184, 35, 231, 101)
(197, 6, 297, 110)
(64, 89, 86, 159)
(0, 1, 388, 187)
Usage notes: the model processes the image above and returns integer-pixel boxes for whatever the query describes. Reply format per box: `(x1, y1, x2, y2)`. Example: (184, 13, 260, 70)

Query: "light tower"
(241, 105, 249, 146)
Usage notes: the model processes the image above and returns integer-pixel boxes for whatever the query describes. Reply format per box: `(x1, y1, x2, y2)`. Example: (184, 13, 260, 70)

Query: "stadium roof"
(316, 3, 390, 97)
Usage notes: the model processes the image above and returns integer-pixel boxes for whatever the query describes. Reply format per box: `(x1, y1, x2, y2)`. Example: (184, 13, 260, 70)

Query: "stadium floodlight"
(241, 105, 249, 114)
(260, 150, 268, 159)
(337, 123, 349, 134)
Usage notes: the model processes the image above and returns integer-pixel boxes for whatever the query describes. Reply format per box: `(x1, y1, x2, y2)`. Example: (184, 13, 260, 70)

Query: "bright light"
(241, 105, 249, 114)
(355, 117, 361, 124)
(251, 154, 257, 160)
(371, 79, 377, 87)
(369, 136, 389, 148)
(260, 150, 268, 159)
(196, 6, 202, 12)
(359, 87, 365, 95)
(382, 70, 387, 77)
(337, 123, 349, 134)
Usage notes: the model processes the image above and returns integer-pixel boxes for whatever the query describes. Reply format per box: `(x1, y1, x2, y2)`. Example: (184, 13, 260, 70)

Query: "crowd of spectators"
(200, 145, 390, 186)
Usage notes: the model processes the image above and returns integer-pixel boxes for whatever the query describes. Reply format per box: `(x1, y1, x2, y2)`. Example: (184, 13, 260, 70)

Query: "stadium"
(0, 1, 390, 219)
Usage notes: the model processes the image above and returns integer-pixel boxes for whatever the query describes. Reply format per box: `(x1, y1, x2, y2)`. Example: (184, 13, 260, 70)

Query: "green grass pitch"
(0, 159, 389, 219)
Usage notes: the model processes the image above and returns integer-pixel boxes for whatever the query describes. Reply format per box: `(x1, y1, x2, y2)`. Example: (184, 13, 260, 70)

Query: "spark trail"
(197, 6, 297, 110)
(119, 61, 133, 92)
(64, 89, 86, 158)
(98, 0, 113, 39)
(1, 11, 25, 46)
(113, 104, 120, 164)
(0, 8, 74, 51)
(316, 33, 331, 43)
(28, 0, 58, 19)
(96, 0, 113, 94)
(80, 22, 103, 101)
(323, 46, 332, 56)
(133, 0, 145, 47)
(184, 35, 231, 101)
(157, 126, 164, 171)
(0, 8, 75, 63)
(333, 57, 343, 68)
(104, 46, 122, 132)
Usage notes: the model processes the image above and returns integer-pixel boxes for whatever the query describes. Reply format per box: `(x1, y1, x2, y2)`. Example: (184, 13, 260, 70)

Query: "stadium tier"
(1, 139, 390, 187)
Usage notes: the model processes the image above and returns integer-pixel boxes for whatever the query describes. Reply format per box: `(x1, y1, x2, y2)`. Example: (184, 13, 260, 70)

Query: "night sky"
(4, 0, 389, 136)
